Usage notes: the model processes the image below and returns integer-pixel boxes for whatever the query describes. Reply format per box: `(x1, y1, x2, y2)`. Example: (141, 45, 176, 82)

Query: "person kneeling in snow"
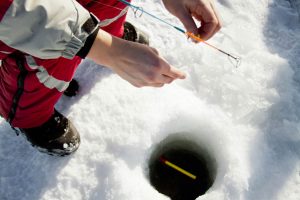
(0, 0, 221, 156)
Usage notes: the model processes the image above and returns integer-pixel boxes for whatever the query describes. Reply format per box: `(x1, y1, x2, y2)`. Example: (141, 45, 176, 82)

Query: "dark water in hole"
(149, 148, 214, 200)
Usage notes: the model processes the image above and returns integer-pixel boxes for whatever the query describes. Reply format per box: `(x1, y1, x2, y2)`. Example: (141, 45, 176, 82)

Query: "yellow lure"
(160, 157, 197, 180)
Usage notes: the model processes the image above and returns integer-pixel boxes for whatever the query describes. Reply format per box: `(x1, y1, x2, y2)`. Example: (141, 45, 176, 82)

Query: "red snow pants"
(0, 0, 130, 128)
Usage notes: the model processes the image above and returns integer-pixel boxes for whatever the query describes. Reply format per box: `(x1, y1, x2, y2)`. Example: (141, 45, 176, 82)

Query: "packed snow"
(1, 0, 300, 199)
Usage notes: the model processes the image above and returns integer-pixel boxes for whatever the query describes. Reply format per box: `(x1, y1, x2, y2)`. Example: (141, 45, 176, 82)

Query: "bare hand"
(162, 0, 222, 40)
(87, 30, 186, 88)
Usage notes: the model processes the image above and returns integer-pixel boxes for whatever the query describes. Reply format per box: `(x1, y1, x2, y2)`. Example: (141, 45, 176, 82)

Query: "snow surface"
(1, 0, 300, 199)
(290, 0, 300, 18)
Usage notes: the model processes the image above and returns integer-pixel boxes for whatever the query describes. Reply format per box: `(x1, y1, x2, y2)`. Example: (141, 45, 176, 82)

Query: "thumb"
(176, 9, 198, 34)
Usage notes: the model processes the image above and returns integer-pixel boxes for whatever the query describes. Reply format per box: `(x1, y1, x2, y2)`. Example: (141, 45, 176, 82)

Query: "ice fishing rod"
(118, 0, 241, 67)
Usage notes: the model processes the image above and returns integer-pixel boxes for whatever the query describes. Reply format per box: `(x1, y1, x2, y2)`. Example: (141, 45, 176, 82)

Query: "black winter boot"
(64, 79, 79, 97)
(20, 110, 80, 156)
(122, 22, 149, 45)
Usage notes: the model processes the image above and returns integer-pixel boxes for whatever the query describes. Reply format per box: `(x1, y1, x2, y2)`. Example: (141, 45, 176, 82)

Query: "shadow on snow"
(246, 1, 300, 199)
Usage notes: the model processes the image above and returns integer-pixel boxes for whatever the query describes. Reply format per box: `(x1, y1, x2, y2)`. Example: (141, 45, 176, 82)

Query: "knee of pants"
(0, 55, 81, 128)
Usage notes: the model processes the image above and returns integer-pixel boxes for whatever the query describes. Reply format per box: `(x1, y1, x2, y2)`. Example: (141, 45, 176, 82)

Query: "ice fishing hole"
(148, 135, 217, 200)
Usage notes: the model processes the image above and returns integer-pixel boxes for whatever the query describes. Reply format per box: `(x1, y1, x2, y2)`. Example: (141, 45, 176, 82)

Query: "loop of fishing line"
(131, 6, 144, 18)
(186, 32, 241, 68)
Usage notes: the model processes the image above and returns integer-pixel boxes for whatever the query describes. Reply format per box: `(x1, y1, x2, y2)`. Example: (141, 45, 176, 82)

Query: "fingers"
(150, 83, 165, 88)
(209, 1, 222, 36)
(131, 63, 186, 88)
(147, 61, 186, 86)
(159, 74, 179, 84)
(176, 8, 198, 34)
(194, 1, 222, 40)
(147, 54, 186, 84)
(163, 66, 186, 79)
(116, 42, 186, 89)
(162, 0, 221, 41)
(173, 0, 222, 40)
(159, 57, 186, 79)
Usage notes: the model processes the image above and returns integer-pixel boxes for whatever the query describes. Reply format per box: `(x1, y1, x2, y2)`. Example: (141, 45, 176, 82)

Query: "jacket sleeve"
(0, 0, 99, 59)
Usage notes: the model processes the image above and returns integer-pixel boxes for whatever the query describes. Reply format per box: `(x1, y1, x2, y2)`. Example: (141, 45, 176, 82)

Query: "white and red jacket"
(0, 0, 130, 128)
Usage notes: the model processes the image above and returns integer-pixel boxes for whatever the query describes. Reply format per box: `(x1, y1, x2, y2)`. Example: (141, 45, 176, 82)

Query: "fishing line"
(118, 0, 241, 67)
(186, 32, 241, 67)
(90, 0, 241, 67)
(89, 0, 143, 17)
